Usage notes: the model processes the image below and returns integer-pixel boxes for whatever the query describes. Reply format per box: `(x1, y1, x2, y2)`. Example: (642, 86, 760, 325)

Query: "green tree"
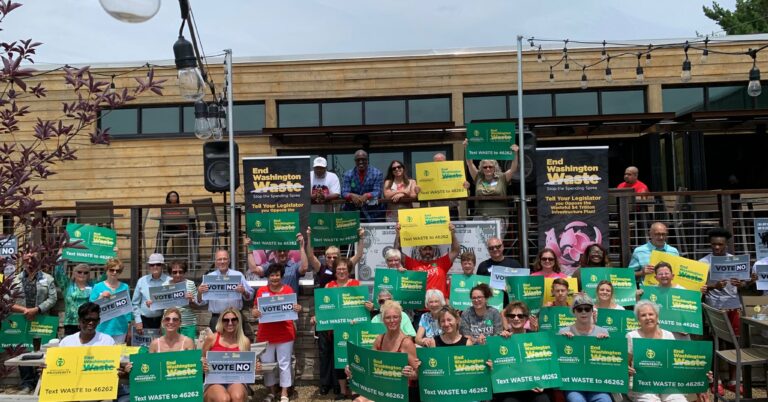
(703, 0, 768, 34)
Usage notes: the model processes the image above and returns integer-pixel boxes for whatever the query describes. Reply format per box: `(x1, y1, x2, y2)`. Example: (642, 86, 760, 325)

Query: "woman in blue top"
(415, 289, 445, 347)
(89, 259, 132, 343)
(54, 262, 94, 335)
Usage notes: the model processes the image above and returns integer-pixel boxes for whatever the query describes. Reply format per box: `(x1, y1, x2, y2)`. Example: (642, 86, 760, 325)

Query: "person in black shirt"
(476, 236, 522, 276)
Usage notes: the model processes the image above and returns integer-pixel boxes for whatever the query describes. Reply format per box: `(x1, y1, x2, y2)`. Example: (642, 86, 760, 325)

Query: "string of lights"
(529, 36, 768, 96)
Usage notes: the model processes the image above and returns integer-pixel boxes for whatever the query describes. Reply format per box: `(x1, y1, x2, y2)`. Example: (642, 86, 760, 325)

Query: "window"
(365, 100, 406, 124)
(101, 109, 137, 135)
(555, 92, 598, 116)
(233, 104, 266, 132)
(142, 107, 179, 134)
(707, 86, 751, 111)
(278, 102, 319, 128)
(509, 94, 553, 118)
(662, 87, 705, 114)
(322, 101, 362, 126)
(464, 95, 507, 123)
(601, 90, 645, 114)
(408, 97, 451, 123)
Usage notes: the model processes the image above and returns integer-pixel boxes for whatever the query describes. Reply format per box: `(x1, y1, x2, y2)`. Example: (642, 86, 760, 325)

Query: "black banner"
(535, 147, 609, 276)
(242, 156, 311, 229)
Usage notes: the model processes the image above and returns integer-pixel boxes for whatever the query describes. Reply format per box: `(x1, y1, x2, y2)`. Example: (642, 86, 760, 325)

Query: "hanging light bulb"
(748, 50, 762, 97)
(208, 103, 223, 140)
(645, 44, 653, 66)
(107, 75, 116, 95)
(549, 67, 555, 83)
(99, 0, 160, 23)
(580, 69, 588, 90)
(601, 40, 607, 61)
(173, 35, 206, 101)
(701, 37, 710, 63)
(563, 55, 570, 74)
(537, 46, 543, 63)
(635, 54, 644, 83)
(681, 59, 692, 82)
(605, 66, 613, 83)
(194, 100, 211, 139)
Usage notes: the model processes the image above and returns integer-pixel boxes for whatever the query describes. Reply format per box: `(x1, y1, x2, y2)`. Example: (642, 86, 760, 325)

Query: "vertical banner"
(581, 268, 636, 306)
(40, 346, 122, 402)
(243, 156, 310, 252)
(130, 350, 203, 402)
(632, 338, 712, 394)
(555, 336, 630, 393)
(347, 342, 409, 402)
(333, 322, 386, 369)
(417, 345, 492, 401)
(309, 211, 360, 246)
(415, 161, 469, 201)
(63, 224, 117, 264)
(487, 332, 562, 392)
(465, 122, 517, 160)
(505, 275, 545, 314)
(373, 269, 427, 309)
(536, 147, 609, 276)
(398, 206, 451, 247)
(755, 218, 768, 260)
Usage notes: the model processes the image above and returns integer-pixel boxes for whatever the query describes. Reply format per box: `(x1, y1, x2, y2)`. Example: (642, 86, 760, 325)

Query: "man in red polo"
(617, 166, 649, 193)
(393, 223, 460, 299)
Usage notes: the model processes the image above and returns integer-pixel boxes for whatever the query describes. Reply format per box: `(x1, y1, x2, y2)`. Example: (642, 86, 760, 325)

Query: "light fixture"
(748, 49, 762, 97)
(601, 40, 607, 61)
(605, 66, 613, 83)
(208, 103, 223, 140)
(107, 75, 116, 95)
(580, 68, 588, 89)
(537, 46, 543, 63)
(194, 100, 211, 139)
(636, 54, 644, 83)
(681, 42, 692, 82)
(563, 55, 570, 74)
(549, 66, 555, 83)
(645, 44, 652, 66)
(701, 37, 709, 63)
(173, 35, 206, 101)
(218, 101, 228, 131)
(99, 0, 160, 23)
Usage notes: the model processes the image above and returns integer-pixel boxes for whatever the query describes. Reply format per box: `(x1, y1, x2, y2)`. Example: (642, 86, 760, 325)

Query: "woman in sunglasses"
(252, 263, 303, 402)
(384, 160, 418, 222)
(150, 308, 194, 352)
(163, 260, 200, 339)
(559, 294, 611, 402)
(54, 262, 95, 335)
(531, 248, 567, 279)
(202, 307, 251, 402)
(89, 258, 132, 344)
(464, 139, 519, 230)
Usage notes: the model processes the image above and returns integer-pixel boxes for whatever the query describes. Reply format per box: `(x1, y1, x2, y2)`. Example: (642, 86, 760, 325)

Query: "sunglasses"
(481, 165, 495, 170)
(163, 316, 180, 323)
(505, 313, 528, 319)
(391, 165, 403, 170)
(540, 257, 555, 262)
(488, 244, 502, 251)
(378, 299, 388, 305)
(108, 269, 122, 273)
(149, 263, 163, 267)
(574, 306, 593, 313)
(74, 271, 88, 275)
(171, 270, 185, 275)
(222, 317, 238, 324)
(82, 317, 100, 324)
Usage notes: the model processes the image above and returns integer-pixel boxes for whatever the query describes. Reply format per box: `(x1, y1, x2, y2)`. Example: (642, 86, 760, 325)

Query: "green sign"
(487, 332, 562, 392)
(554, 335, 629, 393)
(450, 274, 503, 310)
(333, 322, 386, 369)
(347, 342, 409, 402)
(595, 308, 639, 336)
(0, 314, 59, 349)
(465, 122, 517, 160)
(538, 306, 575, 332)
(641, 287, 703, 335)
(632, 338, 712, 394)
(246, 212, 300, 250)
(63, 223, 117, 264)
(314, 286, 371, 331)
(130, 349, 203, 402)
(417, 345, 492, 401)
(373, 269, 427, 309)
(309, 211, 360, 246)
(505, 275, 544, 314)
(581, 268, 636, 306)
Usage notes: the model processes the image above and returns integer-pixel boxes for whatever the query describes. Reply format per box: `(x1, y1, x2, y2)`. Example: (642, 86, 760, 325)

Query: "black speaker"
(509, 130, 536, 183)
(203, 141, 240, 193)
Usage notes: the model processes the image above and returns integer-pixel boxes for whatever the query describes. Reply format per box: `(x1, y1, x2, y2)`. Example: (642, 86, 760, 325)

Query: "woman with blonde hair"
(149, 308, 195, 353)
(202, 307, 251, 402)
(464, 139, 519, 229)
(89, 258, 132, 343)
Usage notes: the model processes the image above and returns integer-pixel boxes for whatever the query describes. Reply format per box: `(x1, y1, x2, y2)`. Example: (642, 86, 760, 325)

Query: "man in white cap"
(131, 253, 170, 333)
(310, 156, 340, 212)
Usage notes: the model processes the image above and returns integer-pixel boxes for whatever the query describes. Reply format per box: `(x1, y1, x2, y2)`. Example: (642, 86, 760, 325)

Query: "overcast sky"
(2, 0, 736, 65)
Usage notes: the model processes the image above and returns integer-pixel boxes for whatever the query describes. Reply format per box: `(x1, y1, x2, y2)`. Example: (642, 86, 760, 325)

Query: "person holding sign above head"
(415, 289, 446, 347)
(427, 152, 470, 221)
(595, 280, 625, 310)
(252, 263, 303, 402)
(89, 258, 132, 344)
(54, 262, 96, 336)
(198, 249, 254, 332)
(164, 259, 200, 339)
(545, 278, 571, 307)
(463, 139, 519, 230)
(346, 300, 420, 402)
(532, 248, 568, 279)
(626, 300, 712, 402)
(384, 160, 419, 222)
(249, 233, 308, 296)
(201, 308, 252, 402)
(459, 283, 502, 344)
(306, 226, 365, 289)
(132, 253, 170, 333)
(341, 149, 385, 223)
(629, 222, 679, 284)
(558, 294, 611, 402)
(393, 222, 460, 299)
(476, 236, 523, 276)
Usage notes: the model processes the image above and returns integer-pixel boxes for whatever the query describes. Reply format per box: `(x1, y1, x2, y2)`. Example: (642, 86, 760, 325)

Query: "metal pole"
(225, 49, 237, 268)
(516, 36, 529, 265)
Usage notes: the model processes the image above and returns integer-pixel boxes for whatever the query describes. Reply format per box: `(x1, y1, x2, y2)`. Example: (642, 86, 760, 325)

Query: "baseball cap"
(147, 253, 165, 265)
(313, 157, 328, 168)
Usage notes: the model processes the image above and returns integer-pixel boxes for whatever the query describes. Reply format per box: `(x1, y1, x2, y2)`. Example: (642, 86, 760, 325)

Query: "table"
(739, 316, 768, 398)
(2, 352, 46, 399)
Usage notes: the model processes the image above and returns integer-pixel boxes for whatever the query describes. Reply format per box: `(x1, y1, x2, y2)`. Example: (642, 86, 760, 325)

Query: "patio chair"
(155, 207, 191, 261)
(75, 200, 129, 238)
(192, 198, 226, 265)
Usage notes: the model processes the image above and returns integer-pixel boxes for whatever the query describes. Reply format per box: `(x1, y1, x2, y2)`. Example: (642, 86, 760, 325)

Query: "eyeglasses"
(163, 316, 180, 323)
(391, 165, 403, 170)
(108, 269, 122, 273)
(171, 270, 185, 275)
(540, 257, 555, 262)
(74, 271, 88, 275)
(222, 317, 239, 324)
(378, 299, 387, 305)
(574, 306, 593, 313)
(481, 166, 495, 170)
(488, 244, 502, 251)
(81, 317, 100, 324)
(149, 263, 163, 267)
(505, 313, 528, 319)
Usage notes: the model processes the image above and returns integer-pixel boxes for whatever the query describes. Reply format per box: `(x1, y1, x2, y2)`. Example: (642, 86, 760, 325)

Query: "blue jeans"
(564, 391, 612, 402)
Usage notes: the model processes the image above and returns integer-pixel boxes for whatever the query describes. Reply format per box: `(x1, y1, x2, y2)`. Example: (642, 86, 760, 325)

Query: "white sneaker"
(17, 387, 31, 395)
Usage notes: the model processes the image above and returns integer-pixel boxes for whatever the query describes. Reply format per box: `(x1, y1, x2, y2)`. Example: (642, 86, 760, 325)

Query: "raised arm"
(502, 144, 520, 183)
(463, 139, 479, 181)
(306, 227, 322, 272)
(349, 227, 366, 267)
(447, 224, 460, 261)
(297, 233, 309, 276)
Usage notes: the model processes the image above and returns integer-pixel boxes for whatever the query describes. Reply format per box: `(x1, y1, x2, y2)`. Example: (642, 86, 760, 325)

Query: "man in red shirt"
(393, 222, 460, 299)
(617, 166, 649, 193)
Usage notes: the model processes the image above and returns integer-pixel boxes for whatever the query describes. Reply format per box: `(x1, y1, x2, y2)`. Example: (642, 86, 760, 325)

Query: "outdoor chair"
(192, 198, 226, 267)
(155, 207, 192, 262)
(75, 200, 129, 239)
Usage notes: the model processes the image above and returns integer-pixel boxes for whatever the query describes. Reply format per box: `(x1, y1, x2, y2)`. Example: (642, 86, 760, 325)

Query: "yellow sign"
(543, 277, 579, 305)
(415, 161, 468, 201)
(398, 206, 451, 247)
(40, 345, 122, 402)
(644, 251, 708, 291)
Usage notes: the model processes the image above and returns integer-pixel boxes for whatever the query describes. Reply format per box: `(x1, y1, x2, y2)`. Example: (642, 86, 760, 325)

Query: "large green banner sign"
(347, 342, 409, 402)
(554, 335, 629, 393)
(373, 269, 427, 309)
(596, 308, 638, 336)
(465, 122, 517, 160)
(417, 345, 492, 402)
(0, 314, 59, 349)
(641, 287, 703, 335)
(487, 332, 562, 392)
(538, 306, 575, 332)
(333, 322, 386, 369)
(450, 274, 503, 310)
(246, 211, 300, 250)
(505, 275, 544, 314)
(632, 338, 712, 394)
(309, 211, 360, 246)
(130, 350, 203, 402)
(314, 286, 370, 331)
(580, 268, 636, 306)
(63, 223, 117, 264)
